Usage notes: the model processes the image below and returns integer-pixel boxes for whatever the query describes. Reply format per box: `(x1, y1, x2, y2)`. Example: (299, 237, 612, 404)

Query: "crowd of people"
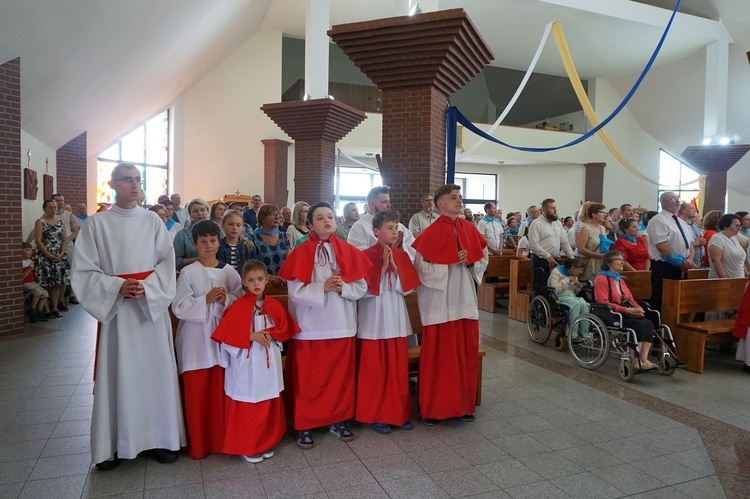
(22, 162, 750, 470)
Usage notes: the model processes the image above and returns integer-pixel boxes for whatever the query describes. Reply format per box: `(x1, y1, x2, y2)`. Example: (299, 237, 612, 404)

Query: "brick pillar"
(584, 162, 606, 203)
(56, 132, 87, 207)
(681, 144, 750, 213)
(261, 99, 366, 204)
(0, 57, 25, 336)
(261, 139, 291, 207)
(329, 9, 493, 215)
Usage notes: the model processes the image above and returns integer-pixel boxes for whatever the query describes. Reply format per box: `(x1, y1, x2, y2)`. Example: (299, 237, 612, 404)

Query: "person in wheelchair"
(593, 250, 659, 371)
(548, 259, 589, 338)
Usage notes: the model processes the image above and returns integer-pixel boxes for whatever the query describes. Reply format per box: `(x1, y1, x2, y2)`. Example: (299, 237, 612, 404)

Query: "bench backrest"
(483, 255, 513, 283)
(687, 268, 709, 280)
(662, 277, 748, 327)
(510, 258, 532, 292)
(621, 271, 651, 301)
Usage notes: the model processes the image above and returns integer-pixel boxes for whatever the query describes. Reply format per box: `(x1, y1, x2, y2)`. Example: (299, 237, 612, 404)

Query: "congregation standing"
(30, 159, 745, 470)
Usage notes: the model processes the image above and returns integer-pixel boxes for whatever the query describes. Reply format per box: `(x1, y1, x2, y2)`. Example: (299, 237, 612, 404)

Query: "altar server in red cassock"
(733, 280, 750, 374)
(356, 210, 421, 433)
(211, 260, 300, 462)
(278, 202, 371, 449)
(411, 184, 488, 426)
(172, 220, 243, 459)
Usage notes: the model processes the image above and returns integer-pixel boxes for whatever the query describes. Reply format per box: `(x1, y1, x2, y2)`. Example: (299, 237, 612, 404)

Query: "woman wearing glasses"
(707, 214, 747, 279)
(613, 218, 650, 271)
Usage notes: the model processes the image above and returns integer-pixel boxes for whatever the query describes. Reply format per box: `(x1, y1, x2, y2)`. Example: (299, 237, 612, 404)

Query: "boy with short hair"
(172, 220, 243, 459)
(357, 211, 420, 433)
(22, 242, 49, 323)
(211, 260, 300, 463)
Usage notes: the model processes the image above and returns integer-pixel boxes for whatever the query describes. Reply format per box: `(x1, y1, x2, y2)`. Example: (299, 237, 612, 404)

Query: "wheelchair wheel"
(553, 334, 566, 351)
(527, 295, 552, 344)
(658, 355, 677, 376)
(567, 313, 609, 370)
(619, 360, 636, 382)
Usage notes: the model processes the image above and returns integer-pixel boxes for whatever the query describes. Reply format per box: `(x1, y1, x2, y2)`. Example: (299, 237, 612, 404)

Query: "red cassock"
(278, 233, 372, 431)
(412, 215, 485, 420)
(211, 294, 300, 457)
(355, 243, 421, 425)
(181, 366, 225, 460)
(734, 282, 750, 341)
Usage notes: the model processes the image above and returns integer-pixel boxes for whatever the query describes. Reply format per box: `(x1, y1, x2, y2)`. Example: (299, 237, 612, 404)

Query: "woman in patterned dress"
(252, 204, 292, 290)
(33, 199, 70, 318)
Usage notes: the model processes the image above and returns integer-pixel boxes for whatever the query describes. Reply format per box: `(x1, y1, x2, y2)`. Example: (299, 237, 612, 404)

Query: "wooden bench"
(662, 277, 747, 373)
(509, 258, 532, 322)
(477, 255, 513, 313)
(618, 268, 709, 303)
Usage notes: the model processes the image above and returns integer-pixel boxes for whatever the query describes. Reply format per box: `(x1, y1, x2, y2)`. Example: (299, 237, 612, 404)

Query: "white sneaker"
(262, 450, 274, 459)
(243, 454, 263, 463)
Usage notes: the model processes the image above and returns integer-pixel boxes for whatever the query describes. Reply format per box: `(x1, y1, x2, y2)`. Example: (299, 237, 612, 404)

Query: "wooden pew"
(687, 268, 709, 280)
(621, 271, 651, 301)
(661, 277, 747, 373)
(509, 258, 532, 322)
(477, 255, 513, 313)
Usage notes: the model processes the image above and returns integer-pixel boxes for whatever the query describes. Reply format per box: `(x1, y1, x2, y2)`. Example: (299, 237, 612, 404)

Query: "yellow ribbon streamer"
(551, 21, 702, 189)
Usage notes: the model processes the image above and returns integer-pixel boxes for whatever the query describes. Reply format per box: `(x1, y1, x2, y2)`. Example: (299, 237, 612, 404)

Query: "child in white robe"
(172, 220, 243, 459)
(211, 260, 300, 462)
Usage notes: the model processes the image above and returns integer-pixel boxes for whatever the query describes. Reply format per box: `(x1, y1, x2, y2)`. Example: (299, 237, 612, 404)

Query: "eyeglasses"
(598, 211, 607, 215)
(114, 176, 142, 184)
(730, 224, 742, 229)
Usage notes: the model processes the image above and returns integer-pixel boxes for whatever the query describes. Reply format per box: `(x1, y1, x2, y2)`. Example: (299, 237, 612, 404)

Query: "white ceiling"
(2, 0, 749, 188)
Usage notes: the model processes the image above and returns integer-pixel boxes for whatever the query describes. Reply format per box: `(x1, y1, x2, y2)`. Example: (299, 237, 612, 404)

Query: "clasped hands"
(381, 246, 399, 275)
(250, 331, 273, 348)
(324, 274, 344, 293)
(119, 279, 145, 299)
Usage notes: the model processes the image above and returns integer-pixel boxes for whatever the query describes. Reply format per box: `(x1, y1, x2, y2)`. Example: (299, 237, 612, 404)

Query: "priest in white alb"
(72, 162, 185, 470)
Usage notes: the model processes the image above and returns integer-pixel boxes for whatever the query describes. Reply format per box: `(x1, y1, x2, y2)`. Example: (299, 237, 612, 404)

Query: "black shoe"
(148, 449, 178, 464)
(58, 304, 69, 312)
(95, 455, 121, 471)
(35, 310, 48, 321)
(459, 414, 476, 422)
(68, 297, 79, 304)
(743, 364, 750, 374)
(423, 418, 440, 426)
(27, 309, 37, 323)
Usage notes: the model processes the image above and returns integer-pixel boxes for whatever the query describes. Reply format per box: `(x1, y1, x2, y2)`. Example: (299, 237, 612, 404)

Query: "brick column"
(329, 9, 493, 215)
(261, 139, 291, 207)
(261, 99, 366, 204)
(0, 57, 25, 336)
(681, 144, 750, 213)
(56, 132, 87, 207)
(584, 162, 606, 203)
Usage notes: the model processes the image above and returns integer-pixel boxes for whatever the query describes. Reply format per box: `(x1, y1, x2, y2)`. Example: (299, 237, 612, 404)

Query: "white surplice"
(286, 241, 367, 340)
(348, 213, 416, 261)
(71, 205, 185, 464)
(221, 305, 285, 403)
(172, 262, 243, 373)
(357, 272, 413, 340)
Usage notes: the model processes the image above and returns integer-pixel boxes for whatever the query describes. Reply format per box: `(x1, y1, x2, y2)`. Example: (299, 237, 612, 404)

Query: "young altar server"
(356, 211, 421, 433)
(278, 202, 371, 449)
(411, 184, 488, 426)
(211, 260, 300, 462)
(172, 220, 243, 459)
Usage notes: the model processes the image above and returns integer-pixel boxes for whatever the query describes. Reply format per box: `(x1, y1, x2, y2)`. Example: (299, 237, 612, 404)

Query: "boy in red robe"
(411, 184, 488, 425)
(211, 260, 300, 462)
(357, 211, 421, 433)
(278, 202, 371, 449)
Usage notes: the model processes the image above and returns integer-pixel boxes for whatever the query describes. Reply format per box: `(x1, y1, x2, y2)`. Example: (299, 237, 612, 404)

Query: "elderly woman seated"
(593, 250, 658, 371)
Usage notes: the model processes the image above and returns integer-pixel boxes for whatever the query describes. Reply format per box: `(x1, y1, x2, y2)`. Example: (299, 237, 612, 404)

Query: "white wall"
(728, 187, 750, 212)
(171, 30, 285, 204)
(21, 130, 57, 240)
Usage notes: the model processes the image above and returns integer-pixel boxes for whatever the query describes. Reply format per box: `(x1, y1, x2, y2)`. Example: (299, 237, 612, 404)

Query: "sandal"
(329, 422, 355, 442)
(372, 423, 392, 434)
(296, 430, 314, 449)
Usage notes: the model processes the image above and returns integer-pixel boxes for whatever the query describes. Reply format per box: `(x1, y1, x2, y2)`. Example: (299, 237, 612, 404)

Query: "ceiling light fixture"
(409, 3, 422, 16)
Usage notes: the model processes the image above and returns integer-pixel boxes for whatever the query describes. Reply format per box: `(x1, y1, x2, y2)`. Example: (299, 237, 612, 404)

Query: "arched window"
(96, 110, 169, 206)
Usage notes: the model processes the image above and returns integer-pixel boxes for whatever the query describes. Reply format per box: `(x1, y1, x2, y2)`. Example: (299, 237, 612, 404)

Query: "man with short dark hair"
(243, 194, 263, 229)
(528, 198, 574, 291)
(335, 202, 359, 240)
(477, 201, 504, 256)
(408, 193, 437, 237)
(72, 162, 185, 470)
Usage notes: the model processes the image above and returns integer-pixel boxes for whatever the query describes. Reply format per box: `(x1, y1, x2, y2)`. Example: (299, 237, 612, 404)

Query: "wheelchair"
(526, 286, 603, 353)
(566, 300, 681, 382)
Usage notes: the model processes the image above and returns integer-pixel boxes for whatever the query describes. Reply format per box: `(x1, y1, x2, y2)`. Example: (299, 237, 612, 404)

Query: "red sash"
(94, 270, 155, 381)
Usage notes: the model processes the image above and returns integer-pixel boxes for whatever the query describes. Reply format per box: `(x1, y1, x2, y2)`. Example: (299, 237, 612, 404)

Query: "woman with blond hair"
(173, 198, 210, 270)
(568, 201, 592, 251)
(576, 203, 607, 282)
(286, 201, 310, 248)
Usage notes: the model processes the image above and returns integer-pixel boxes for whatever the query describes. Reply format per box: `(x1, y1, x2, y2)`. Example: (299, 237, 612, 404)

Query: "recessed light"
(365, 153, 375, 157)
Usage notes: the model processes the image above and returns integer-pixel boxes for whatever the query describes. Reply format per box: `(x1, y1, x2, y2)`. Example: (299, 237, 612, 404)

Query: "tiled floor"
(0, 303, 746, 498)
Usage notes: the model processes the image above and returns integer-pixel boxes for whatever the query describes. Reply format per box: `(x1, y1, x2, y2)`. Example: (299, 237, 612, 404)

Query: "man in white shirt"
(477, 201, 504, 256)
(72, 163, 185, 470)
(518, 204, 540, 238)
(348, 186, 416, 260)
(647, 192, 696, 310)
(170, 193, 189, 227)
(408, 193, 437, 237)
(334, 202, 359, 240)
(528, 198, 575, 291)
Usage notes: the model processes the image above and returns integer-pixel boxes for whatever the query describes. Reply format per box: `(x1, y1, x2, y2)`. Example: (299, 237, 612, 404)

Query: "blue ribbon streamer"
(446, 0, 681, 183)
